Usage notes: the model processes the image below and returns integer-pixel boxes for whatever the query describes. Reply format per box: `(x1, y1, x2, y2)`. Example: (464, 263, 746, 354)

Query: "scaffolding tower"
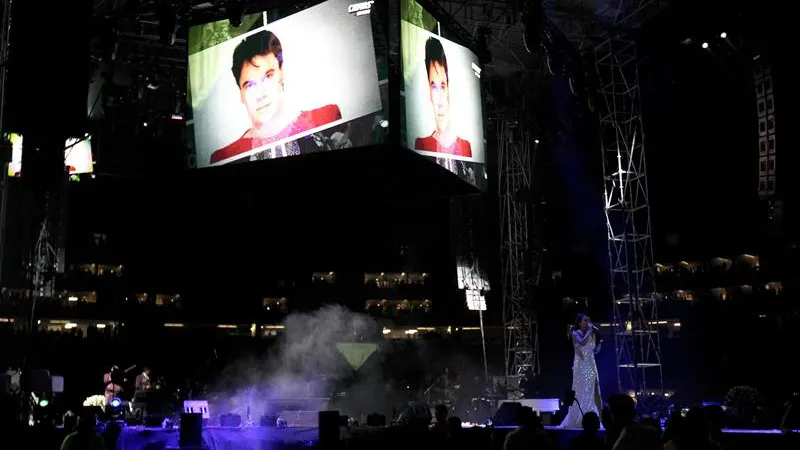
(498, 120, 540, 384)
(593, 37, 663, 399)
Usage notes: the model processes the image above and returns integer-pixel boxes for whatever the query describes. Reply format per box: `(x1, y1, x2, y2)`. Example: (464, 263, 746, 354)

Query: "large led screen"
(7, 134, 94, 177)
(401, 0, 487, 190)
(6, 133, 23, 177)
(187, 0, 387, 168)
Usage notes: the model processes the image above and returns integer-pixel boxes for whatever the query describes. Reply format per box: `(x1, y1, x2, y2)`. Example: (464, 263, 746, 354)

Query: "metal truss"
(29, 216, 57, 328)
(498, 120, 540, 383)
(436, 0, 542, 78)
(594, 36, 663, 399)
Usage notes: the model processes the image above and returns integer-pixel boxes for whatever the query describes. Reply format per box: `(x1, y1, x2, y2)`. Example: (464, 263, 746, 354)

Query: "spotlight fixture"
(720, 32, 727, 39)
(701, 42, 709, 49)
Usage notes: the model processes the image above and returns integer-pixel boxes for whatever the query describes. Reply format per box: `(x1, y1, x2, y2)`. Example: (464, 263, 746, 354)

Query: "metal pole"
(478, 307, 489, 385)
(0, 165, 8, 284)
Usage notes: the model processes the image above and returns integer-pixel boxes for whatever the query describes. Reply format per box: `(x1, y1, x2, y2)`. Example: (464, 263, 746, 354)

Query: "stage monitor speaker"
(318, 410, 339, 447)
(180, 413, 203, 448)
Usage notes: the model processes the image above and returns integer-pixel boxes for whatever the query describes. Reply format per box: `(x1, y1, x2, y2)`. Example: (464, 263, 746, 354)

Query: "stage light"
(39, 399, 49, 407)
(701, 42, 709, 49)
(379, 120, 389, 128)
(534, 139, 540, 144)
(720, 32, 727, 39)
(109, 397, 122, 408)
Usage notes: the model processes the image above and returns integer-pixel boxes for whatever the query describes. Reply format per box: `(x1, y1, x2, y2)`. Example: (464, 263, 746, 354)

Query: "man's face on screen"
(239, 53, 284, 130)
(428, 62, 450, 134)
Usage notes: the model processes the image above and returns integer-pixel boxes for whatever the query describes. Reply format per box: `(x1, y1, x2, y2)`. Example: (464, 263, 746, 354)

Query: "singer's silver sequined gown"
(560, 332, 602, 428)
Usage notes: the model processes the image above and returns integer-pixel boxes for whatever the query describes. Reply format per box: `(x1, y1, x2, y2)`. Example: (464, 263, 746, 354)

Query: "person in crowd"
(504, 407, 553, 450)
(664, 407, 721, 450)
(663, 409, 685, 443)
(571, 411, 604, 450)
(603, 393, 661, 450)
(59, 410, 105, 450)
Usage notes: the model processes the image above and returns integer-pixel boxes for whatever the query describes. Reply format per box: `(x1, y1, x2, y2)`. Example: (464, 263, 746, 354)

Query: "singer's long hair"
(569, 313, 590, 339)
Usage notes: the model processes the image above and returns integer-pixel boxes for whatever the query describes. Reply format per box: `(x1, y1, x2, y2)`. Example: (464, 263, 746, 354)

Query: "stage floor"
(115, 424, 799, 450)
(116, 426, 319, 450)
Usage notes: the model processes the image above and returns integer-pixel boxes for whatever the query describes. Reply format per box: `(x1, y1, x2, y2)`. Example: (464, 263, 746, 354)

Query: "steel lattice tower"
(594, 37, 663, 399)
(498, 120, 540, 384)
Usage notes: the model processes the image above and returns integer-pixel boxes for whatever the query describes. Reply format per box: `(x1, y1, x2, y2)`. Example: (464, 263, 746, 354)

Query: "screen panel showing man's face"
(234, 31, 285, 134)
(239, 53, 284, 130)
(425, 37, 450, 137)
(428, 60, 449, 135)
(188, 0, 384, 167)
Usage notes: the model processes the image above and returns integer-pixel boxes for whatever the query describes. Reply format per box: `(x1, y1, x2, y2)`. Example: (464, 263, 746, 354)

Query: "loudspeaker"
(179, 413, 203, 448)
(3, 0, 92, 136)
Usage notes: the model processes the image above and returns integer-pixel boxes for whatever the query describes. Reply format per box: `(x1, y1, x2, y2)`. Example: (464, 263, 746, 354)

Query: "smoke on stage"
(207, 304, 390, 421)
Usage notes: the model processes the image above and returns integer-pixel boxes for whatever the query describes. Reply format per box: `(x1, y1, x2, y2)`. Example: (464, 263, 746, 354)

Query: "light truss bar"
(498, 120, 539, 385)
(594, 35, 664, 401)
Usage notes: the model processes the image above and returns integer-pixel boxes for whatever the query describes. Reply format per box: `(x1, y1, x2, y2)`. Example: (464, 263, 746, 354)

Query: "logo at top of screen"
(472, 62, 482, 79)
(348, 1, 374, 16)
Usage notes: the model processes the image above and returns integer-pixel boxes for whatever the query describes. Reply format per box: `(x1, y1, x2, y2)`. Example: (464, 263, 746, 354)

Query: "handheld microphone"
(591, 324, 600, 332)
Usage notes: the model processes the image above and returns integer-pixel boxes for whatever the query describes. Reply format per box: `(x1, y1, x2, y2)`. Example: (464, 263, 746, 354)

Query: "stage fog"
(204, 304, 490, 422)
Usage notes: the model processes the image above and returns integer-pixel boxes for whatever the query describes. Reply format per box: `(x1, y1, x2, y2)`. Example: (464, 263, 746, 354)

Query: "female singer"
(560, 313, 603, 428)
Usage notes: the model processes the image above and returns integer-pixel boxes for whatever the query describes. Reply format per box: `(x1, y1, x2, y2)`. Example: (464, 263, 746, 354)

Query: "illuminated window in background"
(312, 272, 336, 283)
(262, 297, 288, 312)
(96, 265, 124, 276)
(655, 264, 673, 273)
(765, 281, 783, 293)
(61, 292, 97, 304)
(364, 272, 427, 288)
(364, 299, 431, 314)
(155, 294, 181, 307)
(710, 288, 728, 301)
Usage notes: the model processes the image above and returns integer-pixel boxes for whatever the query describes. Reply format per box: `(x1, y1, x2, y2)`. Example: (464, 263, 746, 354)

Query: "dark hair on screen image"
(424, 36, 447, 81)
(231, 30, 283, 86)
